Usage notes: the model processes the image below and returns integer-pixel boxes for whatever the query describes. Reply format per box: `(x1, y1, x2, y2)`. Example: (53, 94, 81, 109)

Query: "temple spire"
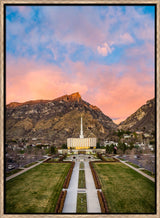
(80, 115, 84, 138)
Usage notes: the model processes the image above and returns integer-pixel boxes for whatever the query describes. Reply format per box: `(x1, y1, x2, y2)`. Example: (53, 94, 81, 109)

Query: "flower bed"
(89, 162, 101, 189)
(43, 154, 67, 163)
(55, 190, 67, 213)
(63, 162, 75, 188)
(43, 157, 51, 162)
(97, 153, 119, 162)
(97, 190, 109, 213)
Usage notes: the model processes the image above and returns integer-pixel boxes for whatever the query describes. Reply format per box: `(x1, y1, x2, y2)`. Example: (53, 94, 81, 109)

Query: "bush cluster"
(97, 153, 119, 162)
(43, 157, 51, 162)
(97, 153, 106, 161)
(97, 190, 109, 213)
(63, 162, 75, 188)
(55, 190, 67, 213)
(44, 154, 67, 163)
(59, 154, 67, 161)
(89, 162, 101, 189)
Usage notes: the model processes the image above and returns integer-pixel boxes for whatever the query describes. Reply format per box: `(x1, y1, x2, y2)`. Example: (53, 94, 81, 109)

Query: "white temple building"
(67, 116, 97, 149)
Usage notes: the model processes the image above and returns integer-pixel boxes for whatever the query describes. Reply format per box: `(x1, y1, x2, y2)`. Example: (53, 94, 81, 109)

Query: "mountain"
(6, 92, 117, 146)
(118, 98, 155, 133)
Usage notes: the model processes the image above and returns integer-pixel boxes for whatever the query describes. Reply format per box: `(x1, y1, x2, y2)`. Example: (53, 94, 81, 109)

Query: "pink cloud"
(6, 57, 88, 104)
(119, 33, 134, 44)
(97, 42, 113, 56)
(60, 58, 154, 123)
(6, 45, 154, 124)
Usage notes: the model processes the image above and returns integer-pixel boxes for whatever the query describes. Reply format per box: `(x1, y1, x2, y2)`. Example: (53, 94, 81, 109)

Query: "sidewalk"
(115, 158, 155, 182)
(85, 162, 101, 213)
(6, 158, 50, 181)
(62, 162, 79, 213)
(62, 160, 101, 213)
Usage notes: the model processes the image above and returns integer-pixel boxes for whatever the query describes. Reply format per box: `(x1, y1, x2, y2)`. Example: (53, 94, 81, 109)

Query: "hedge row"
(55, 190, 67, 213)
(43, 154, 67, 163)
(89, 162, 101, 189)
(63, 162, 75, 188)
(97, 190, 109, 213)
(43, 157, 51, 163)
(59, 154, 67, 162)
(97, 153, 119, 162)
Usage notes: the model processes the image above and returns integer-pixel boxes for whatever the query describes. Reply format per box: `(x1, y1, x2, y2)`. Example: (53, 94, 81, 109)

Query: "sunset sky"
(6, 5, 155, 124)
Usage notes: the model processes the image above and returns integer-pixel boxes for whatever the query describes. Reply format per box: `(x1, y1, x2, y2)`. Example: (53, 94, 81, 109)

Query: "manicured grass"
(6, 169, 23, 177)
(126, 161, 140, 168)
(46, 158, 60, 162)
(78, 170, 86, 188)
(118, 158, 126, 161)
(93, 162, 155, 213)
(76, 193, 87, 213)
(39, 158, 45, 161)
(6, 163, 71, 213)
(80, 162, 84, 169)
(140, 169, 155, 178)
(103, 157, 116, 162)
(24, 162, 38, 168)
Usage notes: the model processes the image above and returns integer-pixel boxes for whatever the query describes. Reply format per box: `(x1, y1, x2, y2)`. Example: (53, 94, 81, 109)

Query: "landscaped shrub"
(63, 162, 75, 188)
(59, 154, 67, 162)
(43, 157, 51, 162)
(97, 190, 109, 213)
(97, 153, 119, 162)
(55, 190, 67, 213)
(89, 162, 101, 189)
(43, 154, 67, 163)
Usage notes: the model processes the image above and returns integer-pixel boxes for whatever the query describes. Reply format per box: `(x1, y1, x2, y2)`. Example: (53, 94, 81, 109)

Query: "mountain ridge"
(118, 98, 155, 133)
(6, 92, 117, 146)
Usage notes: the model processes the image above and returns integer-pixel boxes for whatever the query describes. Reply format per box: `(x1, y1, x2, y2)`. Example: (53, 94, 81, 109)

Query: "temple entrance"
(78, 150, 86, 154)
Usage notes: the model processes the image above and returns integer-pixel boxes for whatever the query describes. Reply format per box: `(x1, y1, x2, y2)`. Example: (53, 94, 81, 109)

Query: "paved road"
(62, 162, 79, 213)
(6, 158, 50, 181)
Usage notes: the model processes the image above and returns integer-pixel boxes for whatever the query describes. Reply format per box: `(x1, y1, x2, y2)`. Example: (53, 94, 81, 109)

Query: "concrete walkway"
(85, 162, 101, 213)
(6, 158, 50, 181)
(115, 158, 155, 182)
(62, 162, 79, 213)
(62, 159, 101, 213)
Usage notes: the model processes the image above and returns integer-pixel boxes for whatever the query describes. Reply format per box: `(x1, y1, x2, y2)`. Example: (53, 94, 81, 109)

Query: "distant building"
(67, 116, 96, 149)
(123, 134, 131, 139)
(104, 141, 118, 147)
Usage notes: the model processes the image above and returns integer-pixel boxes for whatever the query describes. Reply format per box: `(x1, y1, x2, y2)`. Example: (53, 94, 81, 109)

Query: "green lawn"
(93, 162, 155, 213)
(119, 158, 126, 161)
(6, 163, 71, 213)
(6, 169, 23, 177)
(140, 169, 155, 178)
(80, 162, 84, 169)
(76, 193, 87, 213)
(126, 161, 140, 168)
(78, 170, 86, 188)
(103, 157, 116, 162)
(24, 162, 38, 168)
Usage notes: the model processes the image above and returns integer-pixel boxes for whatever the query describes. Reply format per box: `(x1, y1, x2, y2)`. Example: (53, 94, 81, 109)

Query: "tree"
(117, 129, 125, 138)
(118, 142, 127, 154)
(50, 146, 56, 155)
(61, 144, 67, 149)
(106, 144, 114, 154)
(96, 142, 100, 148)
(129, 142, 134, 150)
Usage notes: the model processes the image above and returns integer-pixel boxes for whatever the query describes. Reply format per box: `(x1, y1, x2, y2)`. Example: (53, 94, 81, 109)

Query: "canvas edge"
(0, 0, 159, 218)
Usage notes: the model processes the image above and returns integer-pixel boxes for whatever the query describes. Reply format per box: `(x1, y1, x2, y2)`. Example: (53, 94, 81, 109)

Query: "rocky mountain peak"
(6, 92, 117, 146)
(66, 92, 81, 102)
(118, 98, 155, 133)
(54, 92, 82, 102)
